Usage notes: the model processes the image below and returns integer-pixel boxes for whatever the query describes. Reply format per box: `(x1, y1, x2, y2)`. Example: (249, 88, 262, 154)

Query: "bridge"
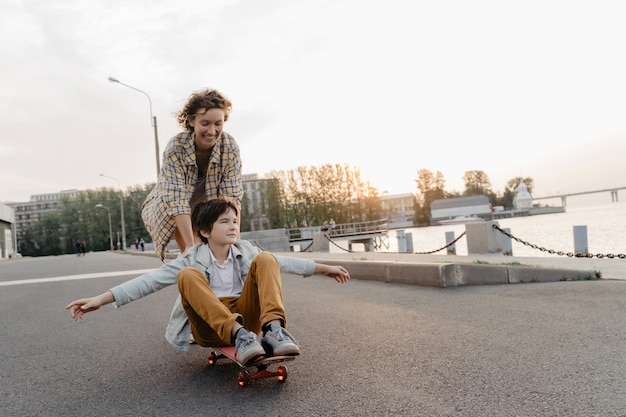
(287, 218, 389, 251)
(533, 186, 625, 206)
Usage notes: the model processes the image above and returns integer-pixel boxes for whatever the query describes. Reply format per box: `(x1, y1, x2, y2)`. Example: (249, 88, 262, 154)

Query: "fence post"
(396, 230, 407, 253)
(405, 233, 413, 252)
(573, 225, 588, 256)
(465, 221, 502, 255)
(501, 228, 512, 256)
(445, 231, 456, 255)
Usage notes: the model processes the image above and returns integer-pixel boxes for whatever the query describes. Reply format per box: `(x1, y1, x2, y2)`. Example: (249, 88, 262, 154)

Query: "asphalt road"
(1, 252, 625, 416)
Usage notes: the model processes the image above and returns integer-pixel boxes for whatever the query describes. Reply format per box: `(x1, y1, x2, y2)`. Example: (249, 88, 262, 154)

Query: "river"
(331, 194, 626, 257)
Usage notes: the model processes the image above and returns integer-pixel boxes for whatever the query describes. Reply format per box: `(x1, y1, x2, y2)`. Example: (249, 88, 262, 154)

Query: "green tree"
(414, 169, 446, 225)
(266, 164, 382, 228)
(20, 185, 153, 257)
(462, 170, 492, 196)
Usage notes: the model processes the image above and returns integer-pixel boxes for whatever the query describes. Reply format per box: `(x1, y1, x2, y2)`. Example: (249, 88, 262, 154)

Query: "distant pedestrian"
(329, 219, 336, 234)
(140, 238, 145, 252)
(80, 239, 86, 256)
(135, 239, 139, 250)
(75, 239, 81, 257)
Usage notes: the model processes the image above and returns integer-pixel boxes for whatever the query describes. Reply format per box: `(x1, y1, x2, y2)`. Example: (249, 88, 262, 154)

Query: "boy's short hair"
(192, 198, 239, 243)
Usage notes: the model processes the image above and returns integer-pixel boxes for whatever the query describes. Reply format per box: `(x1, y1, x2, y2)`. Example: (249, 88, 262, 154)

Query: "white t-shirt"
(208, 248, 243, 298)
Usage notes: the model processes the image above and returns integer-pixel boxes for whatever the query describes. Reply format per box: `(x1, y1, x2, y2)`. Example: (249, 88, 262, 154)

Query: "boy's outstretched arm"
(65, 291, 115, 321)
(314, 263, 351, 284)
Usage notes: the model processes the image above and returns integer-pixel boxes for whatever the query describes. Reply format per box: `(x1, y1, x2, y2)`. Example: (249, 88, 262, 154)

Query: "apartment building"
(7, 189, 79, 252)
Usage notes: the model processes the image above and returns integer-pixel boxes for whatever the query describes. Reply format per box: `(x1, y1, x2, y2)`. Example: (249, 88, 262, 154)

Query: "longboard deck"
(207, 345, 297, 387)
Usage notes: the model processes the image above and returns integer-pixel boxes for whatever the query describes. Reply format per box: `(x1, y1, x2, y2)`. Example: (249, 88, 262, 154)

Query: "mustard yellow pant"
(177, 251, 286, 347)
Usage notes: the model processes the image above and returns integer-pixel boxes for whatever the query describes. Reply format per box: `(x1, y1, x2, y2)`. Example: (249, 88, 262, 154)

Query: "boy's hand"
(322, 265, 351, 284)
(65, 291, 114, 320)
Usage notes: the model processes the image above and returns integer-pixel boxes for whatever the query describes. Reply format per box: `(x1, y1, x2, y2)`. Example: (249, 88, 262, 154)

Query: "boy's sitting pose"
(66, 198, 350, 364)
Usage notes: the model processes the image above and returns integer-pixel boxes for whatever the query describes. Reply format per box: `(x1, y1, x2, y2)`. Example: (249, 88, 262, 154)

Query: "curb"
(309, 259, 599, 288)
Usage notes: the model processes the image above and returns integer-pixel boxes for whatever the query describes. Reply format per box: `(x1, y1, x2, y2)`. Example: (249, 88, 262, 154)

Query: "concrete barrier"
(465, 221, 502, 254)
(311, 258, 598, 287)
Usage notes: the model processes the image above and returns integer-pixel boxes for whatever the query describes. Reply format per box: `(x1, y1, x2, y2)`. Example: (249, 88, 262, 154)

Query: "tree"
(462, 170, 493, 196)
(20, 185, 153, 257)
(266, 164, 382, 228)
(413, 169, 446, 225)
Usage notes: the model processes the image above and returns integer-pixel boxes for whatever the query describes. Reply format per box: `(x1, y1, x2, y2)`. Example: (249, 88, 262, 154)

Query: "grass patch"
(559, 272, 601, 281)
(473, 260, 524, 267)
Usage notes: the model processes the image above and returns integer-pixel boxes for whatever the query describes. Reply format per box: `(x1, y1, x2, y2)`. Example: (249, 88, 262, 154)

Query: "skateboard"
(207, 345, 296, 387)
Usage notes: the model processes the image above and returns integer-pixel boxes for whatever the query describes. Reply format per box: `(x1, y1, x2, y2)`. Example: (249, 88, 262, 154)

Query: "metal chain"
(492, 224, 626, 259)
(322, 231, 466, 254)
(323, 233, 354, 253)
(413, 232, 466, 255)
(296, 226, 625, 259)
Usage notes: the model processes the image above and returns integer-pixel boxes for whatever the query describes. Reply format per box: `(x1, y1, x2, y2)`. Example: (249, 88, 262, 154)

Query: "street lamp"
(107, 76, 161, 176)
(99, 173, 127, 251)
(96, 204, 114, 251)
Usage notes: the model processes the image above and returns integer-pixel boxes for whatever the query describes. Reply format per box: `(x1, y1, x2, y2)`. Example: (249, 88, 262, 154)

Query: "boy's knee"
(178, 267, 204, 291)
(253, 251, 278, 266)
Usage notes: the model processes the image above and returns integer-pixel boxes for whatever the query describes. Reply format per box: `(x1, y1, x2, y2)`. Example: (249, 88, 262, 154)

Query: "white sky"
(1, 0, 625, 203)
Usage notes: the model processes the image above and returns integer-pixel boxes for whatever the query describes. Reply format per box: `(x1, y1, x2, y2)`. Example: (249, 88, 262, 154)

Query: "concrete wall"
(240, 228, 290, 252)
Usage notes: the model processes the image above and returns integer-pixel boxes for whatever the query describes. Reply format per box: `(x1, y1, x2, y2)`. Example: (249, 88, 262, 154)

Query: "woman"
(142, 88, 243, 261)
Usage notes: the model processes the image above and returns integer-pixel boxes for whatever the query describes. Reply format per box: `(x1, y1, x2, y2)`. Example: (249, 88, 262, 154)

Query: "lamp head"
(107, 76, 120, 83)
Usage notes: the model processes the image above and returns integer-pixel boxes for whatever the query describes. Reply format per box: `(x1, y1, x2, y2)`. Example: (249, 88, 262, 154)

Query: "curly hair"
(192, 198, 239, 243)
(176, 89, 232, 131)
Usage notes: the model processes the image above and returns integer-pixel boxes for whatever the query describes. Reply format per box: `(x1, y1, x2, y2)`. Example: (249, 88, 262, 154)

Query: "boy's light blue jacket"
(109, 240, 316, 351)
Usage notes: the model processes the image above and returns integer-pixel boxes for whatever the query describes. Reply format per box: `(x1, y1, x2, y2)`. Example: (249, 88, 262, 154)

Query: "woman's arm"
(174, 214, 195, 254)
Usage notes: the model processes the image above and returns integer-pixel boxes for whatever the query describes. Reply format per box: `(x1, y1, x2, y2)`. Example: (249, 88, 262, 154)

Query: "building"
(242, 174, 275, 231)
(7, 189, 79, 252)
(513, 180, 533, 210)
(0, 203, 16, 259)
(380, 193, 416, 228)
(430, 195, 492, 224)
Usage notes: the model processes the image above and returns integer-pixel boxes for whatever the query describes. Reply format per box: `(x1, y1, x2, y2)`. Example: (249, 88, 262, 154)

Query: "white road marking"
(0, 269, 155, 287)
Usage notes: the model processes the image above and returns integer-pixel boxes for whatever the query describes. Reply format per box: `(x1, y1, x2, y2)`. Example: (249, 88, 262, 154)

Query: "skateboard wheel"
(277, 365, 288, 382)
(207, 352, 218, 366)
(238, 371, 250, 387)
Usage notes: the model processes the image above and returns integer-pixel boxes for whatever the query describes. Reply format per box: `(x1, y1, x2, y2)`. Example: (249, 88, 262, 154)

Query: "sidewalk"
(148, 247, 626, 286)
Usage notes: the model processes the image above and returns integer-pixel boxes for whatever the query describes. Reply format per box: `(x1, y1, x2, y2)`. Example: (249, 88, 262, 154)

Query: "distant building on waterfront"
(513, 180, 533, 210)
(430, 195, 492, 225)
(380, 193, 416, 228)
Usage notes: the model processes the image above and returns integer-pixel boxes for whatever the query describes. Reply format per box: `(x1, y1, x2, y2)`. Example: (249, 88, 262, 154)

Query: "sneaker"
(234, 329, 266, 365)
(261, 323, 300, 356)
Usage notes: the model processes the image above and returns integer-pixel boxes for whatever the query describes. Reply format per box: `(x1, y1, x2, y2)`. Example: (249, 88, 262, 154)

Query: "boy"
(66, 198, 350, 364)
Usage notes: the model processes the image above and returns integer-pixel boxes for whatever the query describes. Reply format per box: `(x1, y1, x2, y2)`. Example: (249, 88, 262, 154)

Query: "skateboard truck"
(207, 346, 295, 387)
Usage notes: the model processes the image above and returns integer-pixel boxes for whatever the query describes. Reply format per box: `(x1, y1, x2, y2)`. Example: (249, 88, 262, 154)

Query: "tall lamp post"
(96, 204, 114, 251)
(99, 173, 127, 251)
(107, 76, 160, 176)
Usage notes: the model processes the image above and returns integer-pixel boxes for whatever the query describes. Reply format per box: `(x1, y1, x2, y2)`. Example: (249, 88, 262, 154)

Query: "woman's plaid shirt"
(141, 130, 243, 260)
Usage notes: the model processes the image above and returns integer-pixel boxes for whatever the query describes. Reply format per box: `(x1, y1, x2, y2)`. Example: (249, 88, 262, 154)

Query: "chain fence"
(296, 226, 626, 260)
(491, 224, 626, 259)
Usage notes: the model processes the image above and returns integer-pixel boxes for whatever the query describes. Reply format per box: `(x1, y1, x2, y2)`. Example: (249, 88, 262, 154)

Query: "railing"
(287, 218, 388, 242)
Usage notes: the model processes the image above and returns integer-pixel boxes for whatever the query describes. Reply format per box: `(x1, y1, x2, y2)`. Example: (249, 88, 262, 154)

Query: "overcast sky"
(1, 0, 625, 203)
